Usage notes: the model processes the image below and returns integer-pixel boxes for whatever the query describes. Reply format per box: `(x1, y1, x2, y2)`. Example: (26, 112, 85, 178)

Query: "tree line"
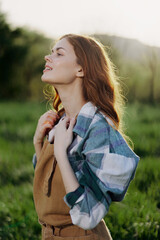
(0, 10, 159, 103)
(0, 10, 52, 101)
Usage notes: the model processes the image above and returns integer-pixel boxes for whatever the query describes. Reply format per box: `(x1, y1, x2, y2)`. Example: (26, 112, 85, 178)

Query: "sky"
(0, 0, 160, 47)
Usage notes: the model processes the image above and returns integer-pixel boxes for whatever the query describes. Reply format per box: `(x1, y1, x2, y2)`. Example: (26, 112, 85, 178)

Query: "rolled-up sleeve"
(64, 120, 140, 229)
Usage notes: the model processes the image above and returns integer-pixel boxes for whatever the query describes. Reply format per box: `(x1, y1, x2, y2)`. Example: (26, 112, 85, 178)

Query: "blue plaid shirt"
(33, 102, 139, 229)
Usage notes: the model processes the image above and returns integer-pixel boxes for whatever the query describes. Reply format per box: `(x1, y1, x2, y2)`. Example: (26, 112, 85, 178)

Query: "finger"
(58, 116, 70, 129)
(65, 117, 71, 129)
(41, 122, 53, 129)
(68, 118, 76, 131)
(39, 116, 55, 126)
(41, 112, 59, 126)
(59, 116, 69, 123)
(48, 115, 58, 120)
(47, 113, 60, 121)
(47, 110, 57, 114)
(49, 110, 60, 117)
(42, 110, 59, 119)
(59, 116, 67, 121)
(46, 115, 59, 125)
(41, 123, 53, 135)
(42, 120, 51, 125)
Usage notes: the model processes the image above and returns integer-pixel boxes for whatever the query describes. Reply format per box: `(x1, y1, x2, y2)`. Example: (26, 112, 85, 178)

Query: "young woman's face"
(41, 38, 82, 85)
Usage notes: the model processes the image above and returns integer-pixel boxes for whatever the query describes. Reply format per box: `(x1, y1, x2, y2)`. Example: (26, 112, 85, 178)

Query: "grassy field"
(0, 101, 160, 240)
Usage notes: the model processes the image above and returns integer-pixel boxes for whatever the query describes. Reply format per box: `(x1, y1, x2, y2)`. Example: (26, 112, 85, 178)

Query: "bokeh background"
(0, 0, 160, 239)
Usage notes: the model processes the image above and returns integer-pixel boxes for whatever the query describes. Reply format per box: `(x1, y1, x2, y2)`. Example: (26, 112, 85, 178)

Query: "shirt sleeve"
(32, 153, 37, 170)
(64, 120, 140, 229)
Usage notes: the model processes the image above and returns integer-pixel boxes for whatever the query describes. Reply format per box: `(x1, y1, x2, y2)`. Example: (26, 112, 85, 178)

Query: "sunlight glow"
(1, 0, 160, 47)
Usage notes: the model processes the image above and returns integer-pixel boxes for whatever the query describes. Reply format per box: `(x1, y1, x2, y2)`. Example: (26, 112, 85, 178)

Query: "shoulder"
(88, 110, 115, 138)
(88, 111, 139, 161)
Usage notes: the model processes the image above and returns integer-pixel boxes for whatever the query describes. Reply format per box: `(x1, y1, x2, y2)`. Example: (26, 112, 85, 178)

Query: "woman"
(32, 34, 139, 240)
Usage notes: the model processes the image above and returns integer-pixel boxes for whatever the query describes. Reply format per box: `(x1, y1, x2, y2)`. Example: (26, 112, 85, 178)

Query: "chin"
(41, 75, 59, 87)
(41, 74, 52, 83)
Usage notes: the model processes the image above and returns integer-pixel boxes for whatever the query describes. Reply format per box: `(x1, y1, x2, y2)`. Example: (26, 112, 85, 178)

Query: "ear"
(76, 67, 84, 78)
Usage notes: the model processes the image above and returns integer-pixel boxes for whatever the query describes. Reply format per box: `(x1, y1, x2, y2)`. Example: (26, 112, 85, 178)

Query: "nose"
(44, 54, 52, 62)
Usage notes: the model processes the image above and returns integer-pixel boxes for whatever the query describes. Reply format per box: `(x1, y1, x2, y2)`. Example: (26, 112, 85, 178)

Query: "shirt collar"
(73, 102, 98, 138)
(58, 101, 98, 138)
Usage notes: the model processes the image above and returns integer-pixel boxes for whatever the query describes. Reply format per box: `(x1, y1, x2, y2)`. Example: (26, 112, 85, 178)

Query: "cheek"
(42, 58, 78, 83)
(56, 60, 77, 75)
(56, 59, 75, 68)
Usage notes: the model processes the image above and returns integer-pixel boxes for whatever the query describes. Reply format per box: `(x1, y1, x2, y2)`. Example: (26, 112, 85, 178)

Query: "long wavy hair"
(44, 34, 129, 142)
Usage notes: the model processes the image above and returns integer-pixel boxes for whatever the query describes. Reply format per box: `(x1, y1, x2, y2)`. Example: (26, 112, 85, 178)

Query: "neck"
(54, 82, 87, 118)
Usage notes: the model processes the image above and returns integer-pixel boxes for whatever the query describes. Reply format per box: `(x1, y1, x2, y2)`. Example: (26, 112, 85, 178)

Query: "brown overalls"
(33, 114, 112, 240)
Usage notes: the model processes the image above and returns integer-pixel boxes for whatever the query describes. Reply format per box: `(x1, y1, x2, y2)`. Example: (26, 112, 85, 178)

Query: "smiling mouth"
(43, 65, 53, 72)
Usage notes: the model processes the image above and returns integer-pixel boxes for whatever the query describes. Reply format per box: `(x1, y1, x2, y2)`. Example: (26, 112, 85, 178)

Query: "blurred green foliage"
(0, 101, 160, 239)
(0, 10, 52, 101)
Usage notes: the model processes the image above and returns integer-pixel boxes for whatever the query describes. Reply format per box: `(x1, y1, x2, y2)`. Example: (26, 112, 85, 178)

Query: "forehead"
(53, 38, 74, 52)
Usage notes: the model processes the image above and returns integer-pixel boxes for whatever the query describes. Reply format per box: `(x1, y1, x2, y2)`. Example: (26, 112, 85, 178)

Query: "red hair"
(44, 34, 126, 135)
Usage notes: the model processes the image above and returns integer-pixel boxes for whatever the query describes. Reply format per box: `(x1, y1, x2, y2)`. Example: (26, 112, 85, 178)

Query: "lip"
(43, 64, 53, 73)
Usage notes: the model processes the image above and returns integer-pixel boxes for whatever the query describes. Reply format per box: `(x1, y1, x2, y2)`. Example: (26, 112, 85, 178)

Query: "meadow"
(0, 101, 159, 240)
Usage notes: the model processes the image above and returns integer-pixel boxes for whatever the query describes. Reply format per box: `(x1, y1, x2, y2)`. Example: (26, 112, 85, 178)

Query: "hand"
(33, 110, 60, 146)
(54, 116, 76, 160)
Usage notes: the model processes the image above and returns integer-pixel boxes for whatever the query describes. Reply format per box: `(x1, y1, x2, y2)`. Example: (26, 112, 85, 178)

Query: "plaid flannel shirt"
(32, 102, 139, 229)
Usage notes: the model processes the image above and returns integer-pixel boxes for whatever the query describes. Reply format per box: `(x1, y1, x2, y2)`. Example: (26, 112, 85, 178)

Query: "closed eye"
(57, 52, 62, 56)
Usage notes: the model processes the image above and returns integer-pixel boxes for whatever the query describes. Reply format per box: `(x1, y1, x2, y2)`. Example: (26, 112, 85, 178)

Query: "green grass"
(124, 102, 160, 157)
(0, 101, 46, 240)
(0, 101, 160, 239)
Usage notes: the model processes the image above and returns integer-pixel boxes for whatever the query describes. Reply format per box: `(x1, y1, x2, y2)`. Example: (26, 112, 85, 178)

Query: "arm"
(63, 120, 140, 229)
(53, 116, 80, 193)
(55, 151, 80, 194)
(33, 142, 43, 160)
